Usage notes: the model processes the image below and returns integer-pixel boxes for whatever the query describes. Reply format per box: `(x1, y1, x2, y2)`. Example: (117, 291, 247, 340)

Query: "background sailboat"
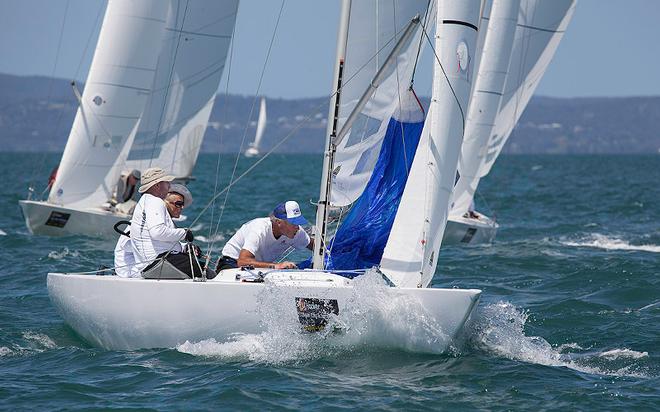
(443, 0, 577, 245)
(19, 0, 239, 237)
(244, 96, 267, 157)
(47, 0, 484, 351)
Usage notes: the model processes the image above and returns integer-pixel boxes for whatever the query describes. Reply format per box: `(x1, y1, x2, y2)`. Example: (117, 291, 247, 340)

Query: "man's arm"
(237, 249, 296, 269)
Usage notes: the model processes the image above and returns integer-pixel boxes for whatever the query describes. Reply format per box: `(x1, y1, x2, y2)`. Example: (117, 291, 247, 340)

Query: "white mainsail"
(381, 0, 482, 288)
(451, 0, 576, 215)
(49, 1, 169, 209)
(124, 1, 240, 179)
(254, 97, 267, 151)
(450, 0, 520, 216)
(246, 97, 267, 155)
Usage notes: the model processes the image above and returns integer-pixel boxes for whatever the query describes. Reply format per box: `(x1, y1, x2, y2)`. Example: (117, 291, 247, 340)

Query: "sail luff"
(48, 0, 169, 209)
(450, 0, 521, 217)
(380, 0, 482, 288)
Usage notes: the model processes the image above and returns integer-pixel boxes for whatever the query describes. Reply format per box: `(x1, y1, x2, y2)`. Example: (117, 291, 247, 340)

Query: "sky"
(0, 0, 659, 99)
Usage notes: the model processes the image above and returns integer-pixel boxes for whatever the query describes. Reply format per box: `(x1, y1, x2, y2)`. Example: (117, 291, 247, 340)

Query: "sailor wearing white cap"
(216, 200, 313, 271)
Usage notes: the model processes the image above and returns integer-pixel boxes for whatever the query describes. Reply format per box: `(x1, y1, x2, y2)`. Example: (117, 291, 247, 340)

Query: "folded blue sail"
(324, 117, 423, 270)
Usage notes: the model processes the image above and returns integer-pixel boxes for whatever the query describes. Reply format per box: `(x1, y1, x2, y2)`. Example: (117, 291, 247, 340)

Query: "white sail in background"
(49, 1, 168, 209)
(381, 0, 482, 288)
(245, 97, 267, 156)
(124, 0, 239, 179)
(328, 0, 430, 207)
(471, 0, 576, 189)
(450, 0, 520, 217)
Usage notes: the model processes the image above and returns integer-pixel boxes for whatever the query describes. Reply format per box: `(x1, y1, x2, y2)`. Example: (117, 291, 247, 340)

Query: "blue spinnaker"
(318, 117, 423, 270)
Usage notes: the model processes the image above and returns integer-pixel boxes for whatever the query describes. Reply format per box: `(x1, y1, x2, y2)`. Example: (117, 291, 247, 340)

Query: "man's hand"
(185, 229, 194, 242)
(274, 261, 297, 270)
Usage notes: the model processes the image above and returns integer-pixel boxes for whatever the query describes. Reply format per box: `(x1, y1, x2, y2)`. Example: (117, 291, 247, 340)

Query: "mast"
(313, 0, 351, 270)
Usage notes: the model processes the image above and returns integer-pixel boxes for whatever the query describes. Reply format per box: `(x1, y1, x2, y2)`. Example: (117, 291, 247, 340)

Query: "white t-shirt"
(221, 217, 310, 262)
(113, 236, 140, 278)
(130, 193, 185, 271)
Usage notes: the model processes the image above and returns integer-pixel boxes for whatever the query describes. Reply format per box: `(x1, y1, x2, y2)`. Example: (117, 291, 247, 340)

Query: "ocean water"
(1, 153, 658, 410)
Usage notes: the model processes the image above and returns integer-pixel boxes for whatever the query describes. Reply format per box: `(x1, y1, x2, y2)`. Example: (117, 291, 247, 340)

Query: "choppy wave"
(0, 228, 6, 236)
(561, 233, 660, 253)
(22, 331, 57, 350)
(472, 302, 650, 378)
(195, 234, 225, 244)
(47, 247, 80, 260)
(599, 348, 649, 360)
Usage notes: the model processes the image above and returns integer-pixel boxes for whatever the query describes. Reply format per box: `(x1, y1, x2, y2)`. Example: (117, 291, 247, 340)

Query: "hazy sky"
(0, 0, 658, 99)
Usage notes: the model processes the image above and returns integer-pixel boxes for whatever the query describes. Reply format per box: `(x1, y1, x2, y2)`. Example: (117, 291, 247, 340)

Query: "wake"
(561, 233, 660, 253)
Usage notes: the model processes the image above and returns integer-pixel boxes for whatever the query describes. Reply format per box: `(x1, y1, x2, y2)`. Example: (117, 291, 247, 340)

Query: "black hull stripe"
(443, 19, 478, 31)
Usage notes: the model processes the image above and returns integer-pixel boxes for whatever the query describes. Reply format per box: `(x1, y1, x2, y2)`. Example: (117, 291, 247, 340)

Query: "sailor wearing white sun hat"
(129, 167, 197, 274)
(216, 201, 314, 271)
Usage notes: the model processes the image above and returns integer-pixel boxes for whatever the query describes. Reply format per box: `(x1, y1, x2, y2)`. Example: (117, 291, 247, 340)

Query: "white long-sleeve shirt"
(130, 193, 186, 271)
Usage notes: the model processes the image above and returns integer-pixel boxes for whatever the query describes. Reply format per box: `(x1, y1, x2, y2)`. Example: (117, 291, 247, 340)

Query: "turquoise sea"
(1, 153, 658, 410)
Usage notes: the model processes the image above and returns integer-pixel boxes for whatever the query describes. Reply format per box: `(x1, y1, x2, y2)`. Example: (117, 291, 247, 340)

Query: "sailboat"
(244, 97, 267, 157)
(442, 0, 576, 245)
(48, 0, 483, 351)
(19, 0, 239, 238)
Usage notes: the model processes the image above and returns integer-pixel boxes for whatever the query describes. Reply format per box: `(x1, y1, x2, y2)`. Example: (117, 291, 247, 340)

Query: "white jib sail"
(380, 0, 482, 289)
(124, 0, 239, 179)
(251, 97, 267, 151)
(450, 0, 520, 217)
(329, 0, 430, 207)
(477, 0, 576, 179)
(49, 1, 169, 209)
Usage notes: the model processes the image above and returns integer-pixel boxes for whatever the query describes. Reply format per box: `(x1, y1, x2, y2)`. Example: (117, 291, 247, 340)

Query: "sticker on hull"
(295, 297, 339, 332)
(45, 211, 71, 228)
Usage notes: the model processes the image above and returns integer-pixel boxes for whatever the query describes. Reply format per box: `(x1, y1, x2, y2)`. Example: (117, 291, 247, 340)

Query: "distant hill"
(0, 72, 658, 154)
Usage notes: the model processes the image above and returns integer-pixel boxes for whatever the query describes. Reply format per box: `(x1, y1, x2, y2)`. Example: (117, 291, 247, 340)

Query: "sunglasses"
(169, 200, 185, 208)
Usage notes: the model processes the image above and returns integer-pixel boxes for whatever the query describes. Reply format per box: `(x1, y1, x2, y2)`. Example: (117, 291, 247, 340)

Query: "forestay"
(381, 0, 482, 288)
(329, 0, 430, 207)
(124, 1, 239, 179)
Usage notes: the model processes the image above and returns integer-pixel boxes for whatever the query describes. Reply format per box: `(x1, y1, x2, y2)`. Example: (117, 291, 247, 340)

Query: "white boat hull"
(48, 270, 481, 351)
(442, 213, 498, 245)
(19, 200, 129, 238)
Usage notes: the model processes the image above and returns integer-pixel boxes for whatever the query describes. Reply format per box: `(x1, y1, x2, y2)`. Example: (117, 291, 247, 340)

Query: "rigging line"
(421, 20, 466, 133)
(147, 0, 191, 168)
(205, 4, 239, 262)
(28, 0, 70, 196)
(187, 98, 331, 230)
(508, 1, 535, 160)
(410, 0, 434, 86)
(391, 3, 410, 176)
(203, 14, 416, 252)
(207, 0, 286, 257)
